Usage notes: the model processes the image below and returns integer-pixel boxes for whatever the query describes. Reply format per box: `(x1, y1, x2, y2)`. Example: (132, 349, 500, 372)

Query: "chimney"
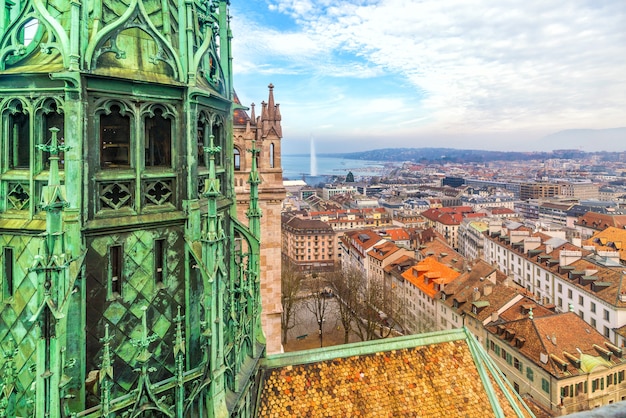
(491, 311, 499, 322)
(472, 287, 480, 301)
(483, 284, 493, 296)
(559, 250, 582, 267)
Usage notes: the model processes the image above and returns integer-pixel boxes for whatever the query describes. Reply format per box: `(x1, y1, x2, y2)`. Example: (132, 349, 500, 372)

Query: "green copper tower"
(0, 0, 264, 417)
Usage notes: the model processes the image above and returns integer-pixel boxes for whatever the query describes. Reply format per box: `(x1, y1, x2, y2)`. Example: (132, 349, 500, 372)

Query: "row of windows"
(2, 99, 229, 173)
(3, 101, 65, 171)
(1, 241, 167, 301)
(292, 255, 329, 261)
(489, 340, 528, 380)
(590, 372, 626, 393)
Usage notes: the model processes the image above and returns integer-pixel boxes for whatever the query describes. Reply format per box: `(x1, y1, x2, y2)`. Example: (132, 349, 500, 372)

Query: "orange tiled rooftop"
(258, 329, 534, 417)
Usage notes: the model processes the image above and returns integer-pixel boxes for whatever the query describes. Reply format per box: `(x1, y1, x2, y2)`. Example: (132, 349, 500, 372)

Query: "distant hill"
(319, 128, 626, 163)
(328, 148, 572, 163)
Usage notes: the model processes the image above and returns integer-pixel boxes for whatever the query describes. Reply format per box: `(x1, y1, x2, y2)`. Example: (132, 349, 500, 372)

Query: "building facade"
(0, 1, 264, 416)
(520, 182, 561, 200)
(233, 86, 286, 354)
(281, 215, 337, 273)
(483, 223, 626, 346)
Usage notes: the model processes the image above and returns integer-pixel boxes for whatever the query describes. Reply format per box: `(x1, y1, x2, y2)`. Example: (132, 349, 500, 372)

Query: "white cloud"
(232, 0, 626, 152)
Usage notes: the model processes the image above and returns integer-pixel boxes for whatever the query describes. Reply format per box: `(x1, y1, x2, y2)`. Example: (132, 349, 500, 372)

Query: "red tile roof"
(402, 257, 460, 299)
(259, 330, 534, 417)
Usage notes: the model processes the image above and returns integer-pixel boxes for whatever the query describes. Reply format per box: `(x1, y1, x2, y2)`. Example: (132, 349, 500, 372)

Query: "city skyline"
(231, 0, 626, 155)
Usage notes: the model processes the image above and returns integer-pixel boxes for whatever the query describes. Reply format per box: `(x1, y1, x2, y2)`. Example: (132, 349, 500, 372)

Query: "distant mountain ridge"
(312, 127, 626, 162)
(326, 146, 622, 164)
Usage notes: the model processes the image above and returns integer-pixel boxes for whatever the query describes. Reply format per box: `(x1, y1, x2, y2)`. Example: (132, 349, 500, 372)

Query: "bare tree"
(351, 277, 384, 342)
(330, 265, 406, 342)
(281, 260, 305, 345)
(304, 274, 330, 347)
(327, 267, 361, 344)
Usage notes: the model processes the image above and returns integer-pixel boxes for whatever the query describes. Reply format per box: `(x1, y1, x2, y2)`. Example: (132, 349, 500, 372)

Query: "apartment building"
(338, 229, 385, 279)
(281, 215, 337, 273)
(309, 208, 392, 231)
(415, 232, 467, 272)
(458, 218, 488, 261)
(377, 227, 412, 248)
(482, 222, 626, 346)
(392, 212, 428, 228)
(560, 181, 600, 200)
(583, 227, 626, 265)
(462, 196, 517, 211)
(397, 257, 460, 334)
(520, 182, 561, 200)
(437, 259, 527, 341)
(322, 185, 358, 199)
(421, 206, 478, 249)
(538, 201, 577, 225)
(486, 311, 626, 415)
(367, 241, 413, 307)
(575, 211, 626, 239)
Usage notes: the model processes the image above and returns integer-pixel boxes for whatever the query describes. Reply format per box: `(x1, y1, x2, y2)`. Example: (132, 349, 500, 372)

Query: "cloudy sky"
(230, 0, 626, 154)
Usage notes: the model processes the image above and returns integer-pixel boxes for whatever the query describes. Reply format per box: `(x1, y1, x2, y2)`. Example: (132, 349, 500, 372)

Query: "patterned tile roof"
(417, 234, 465, 269)
(486, 312, 626, 378)
(583, 226, 626, 263)
(484, 229, 626, 308)
(258, 329, 534, 417)
(402, 257, 461, 299)
(576, 211, 626, 231)
(232, 90, 251, 125)
(440, 260, 523, 322)
(368, 241, 401, 261)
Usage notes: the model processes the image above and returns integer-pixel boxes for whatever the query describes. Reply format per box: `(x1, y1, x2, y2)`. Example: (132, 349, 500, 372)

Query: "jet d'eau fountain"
(310, 135, 317, 176)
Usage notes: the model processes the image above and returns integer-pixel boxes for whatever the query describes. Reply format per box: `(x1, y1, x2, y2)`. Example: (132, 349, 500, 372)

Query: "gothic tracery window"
(145, 108, 172, 167)
(8, 102, 30, 169)
(100, 105, 131, 168)
(197, 118, 207, 168)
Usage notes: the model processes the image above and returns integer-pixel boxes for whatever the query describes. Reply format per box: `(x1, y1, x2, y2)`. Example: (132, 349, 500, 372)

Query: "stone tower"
(0, 0, 263, 417)
(233, 85, 286, 354)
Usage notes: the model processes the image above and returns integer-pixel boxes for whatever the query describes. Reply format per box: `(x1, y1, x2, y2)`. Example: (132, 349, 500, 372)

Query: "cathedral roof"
(258, 328, 534, 417)
(233, 90, 251, 125)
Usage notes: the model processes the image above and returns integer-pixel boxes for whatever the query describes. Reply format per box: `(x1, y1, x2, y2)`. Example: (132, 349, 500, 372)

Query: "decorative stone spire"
(99, 324, 114, 418)
(259, 84, 282, 138)
(174, 306, 186, 417)
(0, 339, 18, 417)
(250, 103, 256, 124)
(267, 83, 275, 120)
(203, 134, 222, 242)
(246, 140, 262, 238)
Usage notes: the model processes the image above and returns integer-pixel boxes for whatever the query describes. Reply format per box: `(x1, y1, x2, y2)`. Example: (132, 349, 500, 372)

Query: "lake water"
(282, 155, 387, 182)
